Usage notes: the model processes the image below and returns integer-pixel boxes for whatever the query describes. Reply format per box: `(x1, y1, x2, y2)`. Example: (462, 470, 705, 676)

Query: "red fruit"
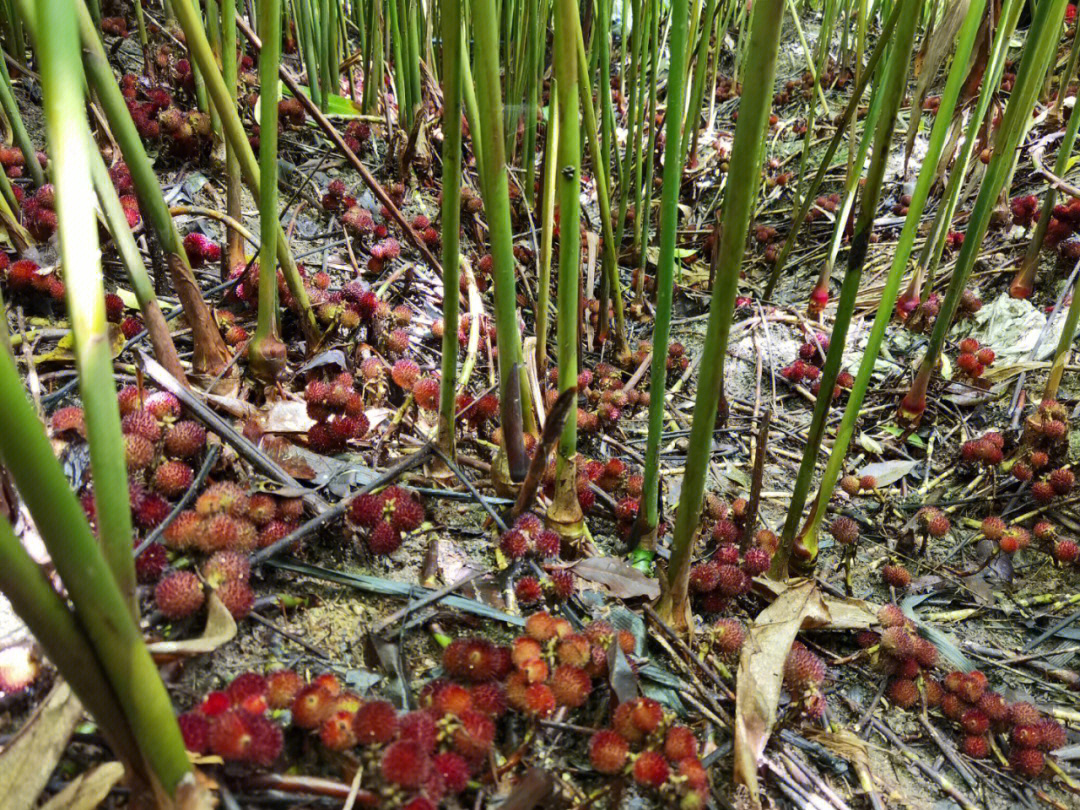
(165, 420, 207, 458)
(711, 618, 745, 658)
(589, 730, 629, 774)
(207, 709, 250, 760)
(50, 406, 86, 437)
(743, 546, 772, 575)
(633, 750, 670, 788)
(433, 751, 471, 793)
(391, 358, 420, 390)
(958, 338, 980, 354)
(452, 709, 496, 758)
(135, 543, 168, 583)
(443, 638, 498, 682)
(177, 711, 210, 753)
(981, 516, 1006, 541)
(432, 682, 474, 718)
(155, 571, 205, 618)
(535, 529, 561, 557)
(515, 576, 543, 604)
(882, 564, 911, 588)
(217, 579, 255, 619)
(1035, 718, 1067, 751)
(381, 740, 431, 788)
(522, 682, 557, 717)
(291, 683, 336, 729)
(888, 678, 919, 709)
(348, 493, 382, 528)
(829, 516, 859, 545)
(715, 564, 750, 597)
(398, 710, 438, 752)
(367, 520, 402, 554)
(1050, 467, 1075, 495)
(548, 569, 574, 600)
(783, 642, 826, 690)
(227, 672, 268, 707)
(353, 700, 399, 745)
(664, 725, 698, 761)
(976, 348, 995, 366)
(382, 487, 425, 531)
(549, 664, 592, 707)
(524, 611, 559, 642)
(319, 710, 358, 750)
(1032, 480, 1056, 504)
(152, 460, 194, 497)
(104, 292, 124, 322)
(961, 735, 989, 759)
(1009, 746, 1045, 777)
(265, 670, 303, 709)
(470, 681, 507, 716)
(961, 708, 990, 735)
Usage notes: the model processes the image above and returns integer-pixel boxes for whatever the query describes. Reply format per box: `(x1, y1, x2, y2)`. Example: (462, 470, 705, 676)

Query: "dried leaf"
(857, 459, 919, 487)
(262, 400, 317, 434)
(39, 762, 125, 810)
(147, 593, 237, 657)
(0, 682, 84, 810)
(735, 580, 865, 802)
(569, 556, 660, 599)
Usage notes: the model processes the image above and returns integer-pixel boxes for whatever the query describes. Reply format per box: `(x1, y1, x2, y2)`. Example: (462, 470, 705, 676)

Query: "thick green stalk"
(796, 0, 983, 563)
(437, 0, 462, 462)
(0, 516, 146, 779)
(1012, 42, 1080, 297)
(575, 17, 629, 362)
(38, 0, 137, 615)
(460, 27, 485, 181)
(1043, 267, 1080, 402)
(914, 0, 1022, 284)
(613, 0, 644, 244)
(250, 0, 287, 381)
(655, 0, 783, 624)
(360, 0, 378, 111)
(473, 0, 536, 439)
(76, 0, 231, 379)
(0, 56, 43, 187)
(89, 138, 186, 381)
(206, 0, 223, 136)
(319, 0, 332, 102)
(633, 0, 660, 297)
(521, 0, 542, 197)
(548, 0, 584, 538)
(775, 0, 919, 576)
(596, 0, 615, 195)
(388, 0, 409, 124)
(760, 0, 902, 300)
(0, 343, 192, 794)
(296, 0, 324, 108)
(682, 0, 717, 167)
(223, 0, 245, 276)
(631, 0, 691, 569)
(172, 0, 321, 346)
(1051, 19, 1080, 121)
(901, 0, 1070, 427)
(626, 0, 652, 256)
(535, 89, 559, 378)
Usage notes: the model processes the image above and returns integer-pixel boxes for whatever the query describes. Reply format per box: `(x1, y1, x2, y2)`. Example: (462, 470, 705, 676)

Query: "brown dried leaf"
(39, 762, 125, 810)
(734, 579, 870, 803)
(569, 556, 660, 600)
(0, 682, 83, 810)
(147, 592, 237, 657)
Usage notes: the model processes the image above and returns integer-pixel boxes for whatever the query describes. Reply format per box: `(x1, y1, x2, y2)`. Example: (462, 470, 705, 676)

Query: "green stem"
(903, 0, 1070, 425)
(0, 55, 43, 187)
(39, 0, 138, 616)
(633, 0, 692, 566)
(437, 0, 462, 462)
(657, 0, 784, 625)
(535, 89, 559, 379)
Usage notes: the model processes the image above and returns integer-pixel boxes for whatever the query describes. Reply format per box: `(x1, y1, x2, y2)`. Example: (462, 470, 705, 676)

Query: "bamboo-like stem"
(249, 0, 288, 382)
(206, 0, 224, 136)
(633, 0, 660, 300)
(460, 27, 485, 180)
(223, 0, 245, 277)
(613, 0, 644, 246)
(360, 0, 378, 111)
(574, 16, 629, 363)
(682, 0, 718, 168)
(75, 0, 230, 380)
(787, 0, 946, 572)
(171, 0, 322, 347)
(472, 0, 536, 448)
(901, 0, 1070, 427)
(37, 0, 138, 615)
(654, 0, 784, 626)
(535, 89, 559, 380)
(88, 139, 186, 380)
(760, 0, 903, 300)
(296, 0, 324, 108)
(547, 0, 584, 539)
(0, 334, 191, 796)
(436, 0, 462, 464)
(630, 0, 692, 570)
(1012, 57, 1080, 297)
(1051, 13, 1080, 121)
(0, 515, 148, 781)
(0, 55, 42, 187)
(521, 0, 542, 197)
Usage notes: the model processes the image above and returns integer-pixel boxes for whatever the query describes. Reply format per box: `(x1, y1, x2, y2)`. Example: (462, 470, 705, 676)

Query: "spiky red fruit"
(1050, 467, 1075, 495)
(414, 376, 440, 410)
(51, 406, 86, 437)
(353, 699, 399, 745)
(882, 564, 911, 588)
(201, 551, 250, 593)
(887, 678, 919, 709)
(664, 725, 698, 762)
(633, 750, 670, 788)
(381, 740, 431, 788)
(152, 460, 194, 497)
(961, 708, 990, 735)
(1009, 746, 1045, 778)
(1010, 702, 1041, 728)
(784, 642, 826, 690)
(391, 358, 420, 390)
(452, 709, 496, 757)
(830, 516, 859, 545)
(961, 735, 989, 759)
(443, 638, 499, 682)
(522, 683, 557, 717)
(433, 751, 471, 793)
(265, 670, 303, 709)
(550, 664, 592, 707)
(711, 618, 745, 658)
(177, 711, 210, 753)
(155, 571, 205, 618)
(135, 543, 168, 583)
(589, 730, 629, 773)
(165, 421, 207, 458)
(368, 520, 402, 554)
(291, 683, 337, 729)
(217, 579, 255, 619)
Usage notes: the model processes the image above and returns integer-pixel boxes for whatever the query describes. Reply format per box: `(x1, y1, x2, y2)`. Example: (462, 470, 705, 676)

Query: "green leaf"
(281, 82, 366, 118)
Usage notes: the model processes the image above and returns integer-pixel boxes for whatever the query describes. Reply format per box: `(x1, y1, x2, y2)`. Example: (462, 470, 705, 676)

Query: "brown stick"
(742, 410, 771, 551)
(234, 14, 443, 277)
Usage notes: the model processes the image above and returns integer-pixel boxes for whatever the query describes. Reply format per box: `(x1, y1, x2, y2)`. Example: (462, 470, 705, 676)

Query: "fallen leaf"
(262, 400, 317, 433)
(39, 762, 125, 810)
(734, 580, 840, 803)
(857, 458, 919, 487)
(147, 593, 237, 657)
(0, 682, 84, 810)
(569, 556, 660, 600)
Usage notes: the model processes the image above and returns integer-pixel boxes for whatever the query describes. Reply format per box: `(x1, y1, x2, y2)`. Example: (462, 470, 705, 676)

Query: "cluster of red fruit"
(782, 641, 828, 719)
(346, 485, 426, 555)
(539, 454, 640, 519)
(0, 145, 42, 182)
(858, 604, 939, 702)
(182, 232, 222, 269)
(177, 671, 286, 767)
(587, 697, 709, 808)
(780, 334, 855, 401)
(341, 119, 373, 156)
(453, 388, 501, 434)
(2, 256, 64, 302)
(954, 337, 995, 382)
(154, 548, 255, 620)
(303, 371, 371, 453)
(1042, 197, 1080, 253)
(689, 497, 774, 612)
